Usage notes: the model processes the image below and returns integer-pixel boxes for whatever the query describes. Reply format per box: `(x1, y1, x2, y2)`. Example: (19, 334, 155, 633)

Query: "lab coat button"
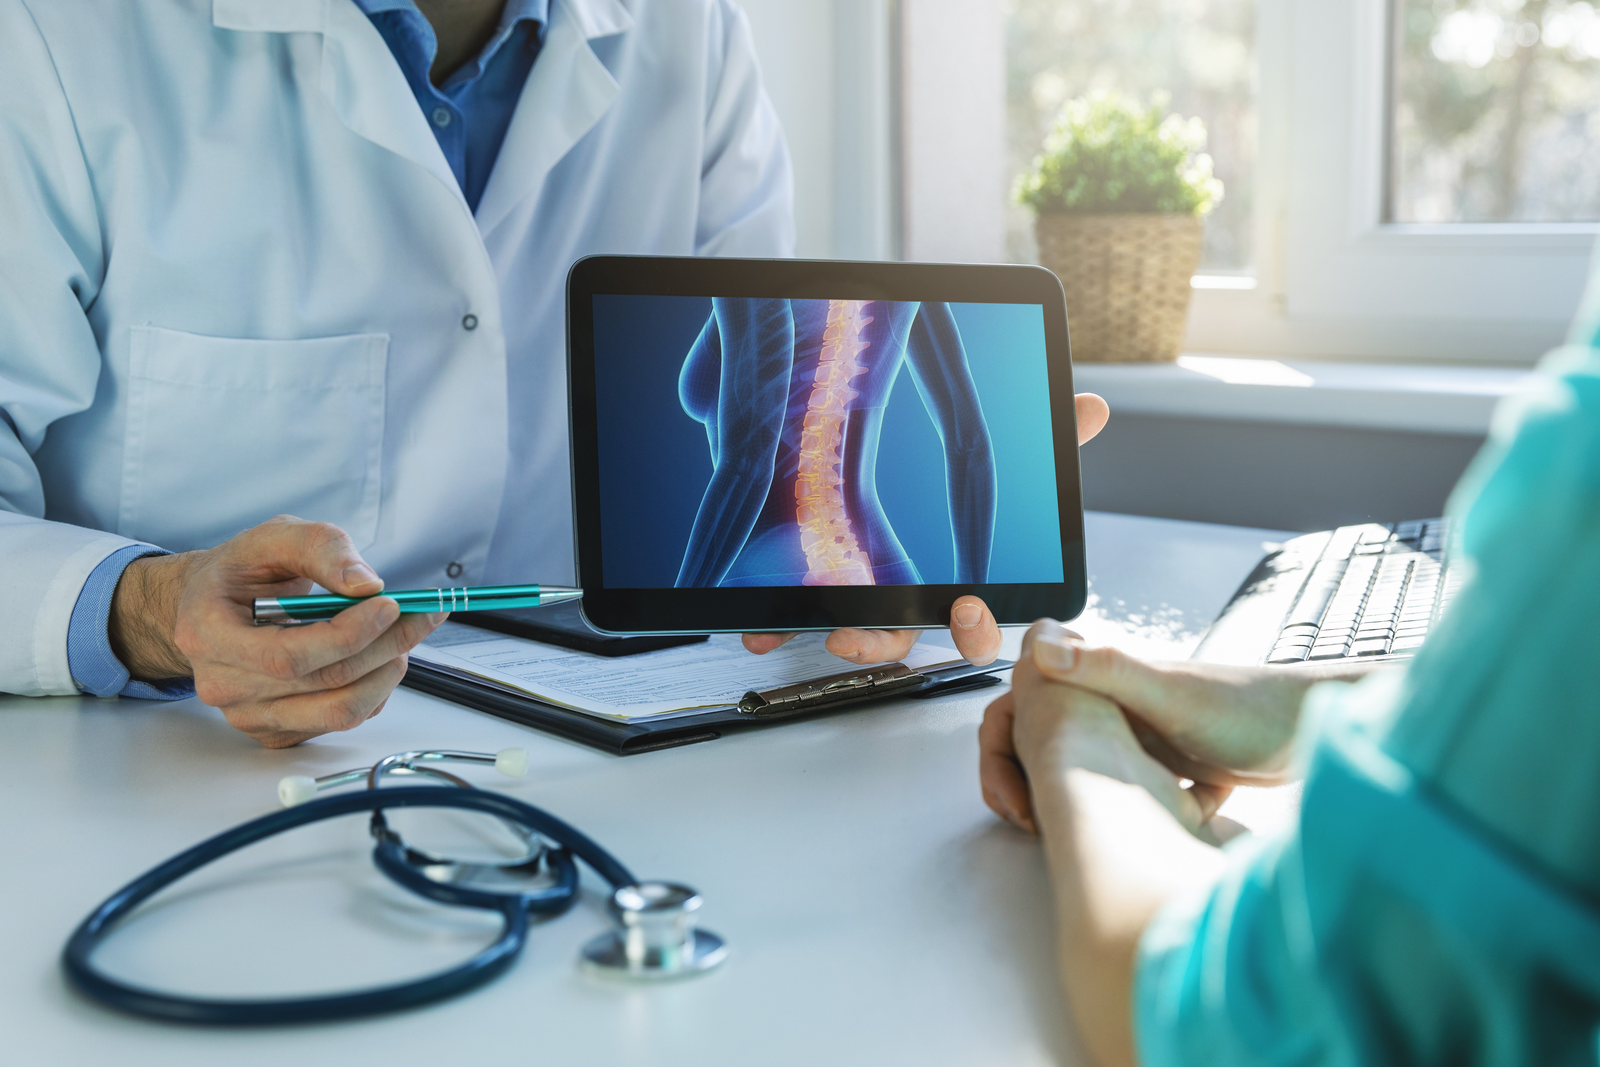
(446, 562, 464, 579)
(462, 314, 479, 331)
(432, 107, 453, 128)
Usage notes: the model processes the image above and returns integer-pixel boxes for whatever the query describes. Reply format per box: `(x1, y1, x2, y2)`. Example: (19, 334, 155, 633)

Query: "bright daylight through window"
(1005, 0, 1257, 276)
(1392, 0, 1600, 223)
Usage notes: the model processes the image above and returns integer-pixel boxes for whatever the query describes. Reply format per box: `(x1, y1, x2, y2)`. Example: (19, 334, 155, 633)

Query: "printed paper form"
(412, 622, 965, 723)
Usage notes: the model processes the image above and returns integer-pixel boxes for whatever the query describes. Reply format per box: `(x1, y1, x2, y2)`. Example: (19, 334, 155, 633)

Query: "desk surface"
(0, 512, 1295, 1067)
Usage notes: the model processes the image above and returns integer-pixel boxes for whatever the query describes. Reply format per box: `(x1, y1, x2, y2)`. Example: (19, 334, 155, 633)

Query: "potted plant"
(1018, 92, 1223, 363)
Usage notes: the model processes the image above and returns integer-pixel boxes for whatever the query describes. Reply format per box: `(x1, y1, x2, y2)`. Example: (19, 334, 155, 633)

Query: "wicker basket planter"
(1034, 213, 1204, 363)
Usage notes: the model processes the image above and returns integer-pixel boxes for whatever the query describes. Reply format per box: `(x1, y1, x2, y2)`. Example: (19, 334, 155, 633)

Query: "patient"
(984, 285, 1600, 1063)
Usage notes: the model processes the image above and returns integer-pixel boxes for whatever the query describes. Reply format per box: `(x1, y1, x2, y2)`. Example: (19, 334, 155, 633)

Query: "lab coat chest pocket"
(121, 326, 388, 552)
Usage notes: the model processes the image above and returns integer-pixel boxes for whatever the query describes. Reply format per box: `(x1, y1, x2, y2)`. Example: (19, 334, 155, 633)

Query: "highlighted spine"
(796, 300, 875, 586)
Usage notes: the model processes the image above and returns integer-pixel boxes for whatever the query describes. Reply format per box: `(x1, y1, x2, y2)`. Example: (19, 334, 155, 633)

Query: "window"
(1391, 0, 1600, 224)
(997, 0, 1597, 362)
(1005, 0, 1258, 277)
(749, 0, 1594, 360)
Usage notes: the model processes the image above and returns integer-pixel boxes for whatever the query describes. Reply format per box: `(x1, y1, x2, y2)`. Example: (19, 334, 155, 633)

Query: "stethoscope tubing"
(62, 786, 636, 1025)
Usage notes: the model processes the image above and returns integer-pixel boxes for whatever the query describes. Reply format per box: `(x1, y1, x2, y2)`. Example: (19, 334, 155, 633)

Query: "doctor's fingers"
(742, 632, 798, 655)
(1074, 393, 1110, 446)
(949, 596, 1001, 665)
(189, 596, 405, 685)
(221, 516, 385, 597)
(824, 627, 921, 664)
(978, 690, 1036, 833)
(220, 655, 411, 749)
(192, 610, 444, 706)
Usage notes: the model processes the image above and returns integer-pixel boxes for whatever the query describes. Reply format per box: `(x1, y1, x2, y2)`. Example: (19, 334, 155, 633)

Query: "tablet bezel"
(567, 255, 1087, 634)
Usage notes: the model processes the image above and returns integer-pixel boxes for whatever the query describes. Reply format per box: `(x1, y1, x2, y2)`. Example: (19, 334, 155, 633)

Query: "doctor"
(0, 0, 796, 743)
(1, 0, 1108, 746)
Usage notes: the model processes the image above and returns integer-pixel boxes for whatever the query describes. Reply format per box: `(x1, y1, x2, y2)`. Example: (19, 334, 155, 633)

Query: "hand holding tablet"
(566, 256, 1095, 650)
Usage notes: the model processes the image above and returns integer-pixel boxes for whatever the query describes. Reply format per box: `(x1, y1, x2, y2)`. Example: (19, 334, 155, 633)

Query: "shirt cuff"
(67, 545, 196, 700)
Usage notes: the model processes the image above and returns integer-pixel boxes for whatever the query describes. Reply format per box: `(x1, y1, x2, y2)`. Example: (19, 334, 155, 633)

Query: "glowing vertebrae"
(796, 300, 875, 586)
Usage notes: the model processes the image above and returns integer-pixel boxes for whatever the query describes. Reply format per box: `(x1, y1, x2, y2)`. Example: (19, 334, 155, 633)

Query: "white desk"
(0, 512, 1294, 1066)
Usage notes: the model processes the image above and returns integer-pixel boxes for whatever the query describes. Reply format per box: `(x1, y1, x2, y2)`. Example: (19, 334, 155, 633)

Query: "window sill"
(1070, 355, 1535, 435)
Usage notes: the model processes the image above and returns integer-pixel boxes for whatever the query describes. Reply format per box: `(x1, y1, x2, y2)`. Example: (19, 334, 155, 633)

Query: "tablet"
(566, 256, 1087, 635)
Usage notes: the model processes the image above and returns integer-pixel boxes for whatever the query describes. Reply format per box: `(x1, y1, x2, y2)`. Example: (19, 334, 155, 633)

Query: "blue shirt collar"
(354, 0, 550, 90)
(355, 0, 549, 21)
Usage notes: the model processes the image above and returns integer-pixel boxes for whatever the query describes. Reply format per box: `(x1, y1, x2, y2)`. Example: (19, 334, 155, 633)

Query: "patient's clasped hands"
(982, 620, 1318, 837)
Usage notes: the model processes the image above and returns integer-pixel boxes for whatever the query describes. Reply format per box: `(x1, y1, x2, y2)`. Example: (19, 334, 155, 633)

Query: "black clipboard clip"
(738, 663, 928, 718)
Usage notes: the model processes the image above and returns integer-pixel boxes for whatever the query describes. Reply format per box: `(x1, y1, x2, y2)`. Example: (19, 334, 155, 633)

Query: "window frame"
(1184, 0, 1595, 364)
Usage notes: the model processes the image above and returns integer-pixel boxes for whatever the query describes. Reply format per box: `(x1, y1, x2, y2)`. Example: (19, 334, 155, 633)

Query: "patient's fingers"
(978, 690, 1036, 832)
(824, 627, 921, 664)
(1029, 621, 1176, 718)
(1124, 712, 1239, 788)
(1186, 781, 1234, 823)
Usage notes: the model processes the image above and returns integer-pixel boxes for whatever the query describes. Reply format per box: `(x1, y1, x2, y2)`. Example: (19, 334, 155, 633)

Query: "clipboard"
(400, 656, 1009, 756)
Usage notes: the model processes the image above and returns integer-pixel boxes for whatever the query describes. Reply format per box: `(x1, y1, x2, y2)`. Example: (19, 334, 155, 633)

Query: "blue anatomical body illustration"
(674, 298, 997, 588)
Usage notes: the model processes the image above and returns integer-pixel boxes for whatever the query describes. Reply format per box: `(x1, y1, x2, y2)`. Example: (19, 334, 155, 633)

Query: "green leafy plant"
(1017, 92, 1224, 216)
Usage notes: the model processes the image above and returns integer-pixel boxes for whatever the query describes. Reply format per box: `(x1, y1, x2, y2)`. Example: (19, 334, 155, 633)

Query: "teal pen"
(252, 584, 583, 625)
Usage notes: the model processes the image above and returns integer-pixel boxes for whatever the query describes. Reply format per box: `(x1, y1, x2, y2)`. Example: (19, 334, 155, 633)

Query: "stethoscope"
(63, 750, 727, 1025)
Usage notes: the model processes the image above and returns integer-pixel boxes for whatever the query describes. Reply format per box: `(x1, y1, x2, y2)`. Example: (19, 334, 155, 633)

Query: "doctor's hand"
(743, 393, 1112, 667)
(108, 516, 447, 749)
(979, 619, 1372, 833)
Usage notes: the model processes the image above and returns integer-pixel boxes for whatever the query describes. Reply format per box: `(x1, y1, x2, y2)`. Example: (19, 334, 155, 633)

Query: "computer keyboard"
(1265, 519, 1463, 664)
(1192, 517, 1465, 668)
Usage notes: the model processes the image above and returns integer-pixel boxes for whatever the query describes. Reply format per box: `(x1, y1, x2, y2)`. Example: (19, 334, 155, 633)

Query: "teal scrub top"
(1135, 269, 1600, 1066)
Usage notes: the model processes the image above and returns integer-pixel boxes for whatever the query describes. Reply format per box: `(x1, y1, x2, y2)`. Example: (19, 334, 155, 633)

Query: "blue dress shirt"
(355, 0, 547, 212)
(66, 0, 547, 698)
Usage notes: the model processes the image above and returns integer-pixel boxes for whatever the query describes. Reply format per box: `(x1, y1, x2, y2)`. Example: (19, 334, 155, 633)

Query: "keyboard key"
(1284, 587, 1338, 628)
(1279, 623, 1321, 639)
(1351, 639, 1391, 655)
(1324, 526, 1365, 560)
(1391, 636, 1426, 651)
(1394, 626, 1429, 639)
(1268, 648, 1311, 663)
(1308, 647, 1350, 660)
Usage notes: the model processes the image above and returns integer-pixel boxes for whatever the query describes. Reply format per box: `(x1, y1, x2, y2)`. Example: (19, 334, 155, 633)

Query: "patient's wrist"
(109, 554, 195, 681)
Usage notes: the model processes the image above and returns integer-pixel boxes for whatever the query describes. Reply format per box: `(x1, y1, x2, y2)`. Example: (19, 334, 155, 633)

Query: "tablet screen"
(592, 297, 1064, 590)
(566, 257, 1085, 632)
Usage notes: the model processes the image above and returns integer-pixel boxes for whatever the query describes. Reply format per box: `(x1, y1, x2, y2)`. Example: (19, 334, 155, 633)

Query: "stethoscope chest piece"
(581, 882, 728, 981)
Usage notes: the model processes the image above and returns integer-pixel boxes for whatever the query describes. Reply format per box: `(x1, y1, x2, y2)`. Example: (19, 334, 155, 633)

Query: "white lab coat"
(0, 0, 793, 695)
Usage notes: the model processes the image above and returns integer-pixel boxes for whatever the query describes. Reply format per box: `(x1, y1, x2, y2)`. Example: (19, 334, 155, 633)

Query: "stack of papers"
(411, 622, 964, 724)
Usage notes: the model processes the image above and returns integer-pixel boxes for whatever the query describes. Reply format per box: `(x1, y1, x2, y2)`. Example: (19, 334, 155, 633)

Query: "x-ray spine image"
(797, 300, 875, 585)
(674, 298, 997, 589)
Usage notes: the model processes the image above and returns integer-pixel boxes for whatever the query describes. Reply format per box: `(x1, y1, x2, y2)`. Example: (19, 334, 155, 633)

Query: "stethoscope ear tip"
(277, 775, 319, 808)
(494, 748, 529, 778)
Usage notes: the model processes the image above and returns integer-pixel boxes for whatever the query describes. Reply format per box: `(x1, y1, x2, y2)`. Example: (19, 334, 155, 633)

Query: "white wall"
(898, 0, 1007, 263)
(736, 0, 897, 260)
